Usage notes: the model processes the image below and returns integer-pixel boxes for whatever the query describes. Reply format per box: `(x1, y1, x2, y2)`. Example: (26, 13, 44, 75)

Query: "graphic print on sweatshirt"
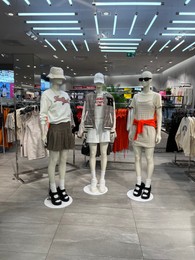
(96, 97, 104, 106)
(54, 95, 70, 105)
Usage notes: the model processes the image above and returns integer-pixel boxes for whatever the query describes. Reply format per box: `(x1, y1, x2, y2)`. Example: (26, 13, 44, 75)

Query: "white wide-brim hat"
(94, 72, 104, 84)
(47, 67, 66, 80)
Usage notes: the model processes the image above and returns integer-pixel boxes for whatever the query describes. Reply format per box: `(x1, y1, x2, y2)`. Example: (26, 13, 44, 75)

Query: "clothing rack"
(13, 88, 77, 183)
(172, 108, 195, 182)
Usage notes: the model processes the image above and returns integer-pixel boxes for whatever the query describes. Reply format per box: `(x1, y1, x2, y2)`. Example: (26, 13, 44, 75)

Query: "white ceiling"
(0, 0, 195, 78)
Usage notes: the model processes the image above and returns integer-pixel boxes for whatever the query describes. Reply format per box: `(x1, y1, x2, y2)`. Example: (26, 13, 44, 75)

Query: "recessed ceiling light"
(61, 60, 64, 62)
(43, 45, 47, 48)
(102, 11, 111, 16)
(7, 12, 14, 16)
(168, 61, 172, 63)
(2, 0, 10, 6)
(67, 66, 69, 69)
(53, 55, 58, 59)
(27, 65, 31, 67)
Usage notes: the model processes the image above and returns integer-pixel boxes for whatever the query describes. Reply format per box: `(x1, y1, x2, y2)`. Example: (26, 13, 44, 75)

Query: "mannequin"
(78, 73, 116, 193)
(40, 67, 74, 206)
(129, 71, 162, 199)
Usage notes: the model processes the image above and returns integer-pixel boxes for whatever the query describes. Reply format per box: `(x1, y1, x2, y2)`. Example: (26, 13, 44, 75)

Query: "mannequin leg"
(99, 142, 108, 193)
(58, 150, 68, 190)
(133, 146, 145, 196)
(89, 143, 98, 192)
(48, 151, 61, 205)
(48, 151, 59, 192)
(141, 147, 154, 199)
(57, 149, 69, 202)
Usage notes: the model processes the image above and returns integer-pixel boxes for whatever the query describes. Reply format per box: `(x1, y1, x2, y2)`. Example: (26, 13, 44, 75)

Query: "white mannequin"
(89, 83, 109, 193)
(40, 67, 73, 206)
(129, 71, 162, 199)
(78, 73, 116, 194)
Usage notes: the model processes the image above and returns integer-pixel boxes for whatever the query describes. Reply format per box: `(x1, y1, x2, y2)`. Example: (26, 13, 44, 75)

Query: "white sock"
(100, 171, 105, 181)
(136, 176, 142, 185)
(91, 171, 96, 180)
(50, 183, 57, 193)
(145, 178, 151, 188)
(59, 179, 65, 190)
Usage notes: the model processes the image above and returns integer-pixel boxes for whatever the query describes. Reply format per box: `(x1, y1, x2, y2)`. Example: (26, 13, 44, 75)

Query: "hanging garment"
(113, 109, 129, 153)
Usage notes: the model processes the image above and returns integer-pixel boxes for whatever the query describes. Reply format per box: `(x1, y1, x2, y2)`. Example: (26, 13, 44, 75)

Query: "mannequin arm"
(128, 108, 135, 141)
(77, 101, 87, 138)
(155, 107, 162, 144)
(41, 123, 48, 146)
(110, 101, 117, 142)
(40, 92, 50, 145)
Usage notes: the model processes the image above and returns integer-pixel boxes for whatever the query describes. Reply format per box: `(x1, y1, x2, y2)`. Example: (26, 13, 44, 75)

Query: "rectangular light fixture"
(159, 40, 171, 52)
(46, 0, 51, 5)
(99, 38, 142, 41)
(84, 39, 89, 51)
(94, 2, 162, 6)
(182, 41, 195, 51)
(39, 32, 83, 35)
(58, 39, 67, 51)
(2, 0, 10, 5)
(71, 40, 78, 51)
(24, 0, 30, 5)
(113, 14, 118, 35)
(100, 46, 137, 49)
(100, 50, 136, 53)
(162, 33, 195, 36)
(94, 13, 100, 35)
(129, 13, 138, 35)
(44, 39, 56, 51)
(68, 0, 73, 5)
(166, 27, 195, 30)
(184, 0, 191, 5)
(171, 40, 185, 52)
(178, 12, 195, 15)
(18, 12, 76, 16)
(144, 13, 158, 35)
(147, 40, 157, 52)
(99, 43, 139, 46)
(172, 20, 195, 23)
(33, 27, 81, 30)
(26, 20, 79, 24)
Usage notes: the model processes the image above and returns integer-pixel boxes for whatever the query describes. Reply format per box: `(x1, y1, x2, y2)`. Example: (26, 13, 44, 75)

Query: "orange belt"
(133, 118, 156, 140)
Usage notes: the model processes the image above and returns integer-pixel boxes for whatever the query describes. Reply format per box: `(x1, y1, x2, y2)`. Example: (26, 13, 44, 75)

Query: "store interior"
(0, 1, 195, 260)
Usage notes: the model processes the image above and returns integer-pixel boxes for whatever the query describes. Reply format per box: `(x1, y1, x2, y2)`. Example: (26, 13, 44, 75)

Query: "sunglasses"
(139, 77, 152, 82)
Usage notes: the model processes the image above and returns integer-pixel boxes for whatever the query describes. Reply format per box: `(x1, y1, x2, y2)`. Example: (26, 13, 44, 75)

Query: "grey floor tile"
(49, 224, 142, 259)
(61, 206, 136, 228)
(139, 228, 195, 259)
(0, 223, 58, 253)
(133, 208, 195, 229)
(47, 254, 141, 260)
(0, 201, 64, 224)
(0, 251, 46, 260)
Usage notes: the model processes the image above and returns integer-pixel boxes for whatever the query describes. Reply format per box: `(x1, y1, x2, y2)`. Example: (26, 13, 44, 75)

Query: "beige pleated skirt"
(47, 122, 74, 151)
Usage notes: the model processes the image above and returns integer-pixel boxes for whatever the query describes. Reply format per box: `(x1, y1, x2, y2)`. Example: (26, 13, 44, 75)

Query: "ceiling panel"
(0, 0, 195, 77)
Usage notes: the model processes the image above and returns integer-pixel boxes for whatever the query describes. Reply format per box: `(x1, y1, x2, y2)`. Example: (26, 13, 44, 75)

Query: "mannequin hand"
(128, 130, 133, 141)
(156, 133, 161, 144)
(41, 134, 47, 147)
(110, 131, 117, 143)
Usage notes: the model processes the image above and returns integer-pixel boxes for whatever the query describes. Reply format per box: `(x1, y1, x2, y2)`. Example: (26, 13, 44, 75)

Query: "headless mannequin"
(89, 83, 109, 193)
(129, 71, 162, 199)
(41, 78, 68, 204)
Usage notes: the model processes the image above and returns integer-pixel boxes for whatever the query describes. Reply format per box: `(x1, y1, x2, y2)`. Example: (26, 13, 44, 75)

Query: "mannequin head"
(94, 72, 104, 92)
(47, 67, 66, 88)
(139, 71, 153, 88)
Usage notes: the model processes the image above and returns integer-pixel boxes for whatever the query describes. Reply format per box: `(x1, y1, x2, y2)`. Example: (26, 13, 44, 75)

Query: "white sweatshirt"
(40, 88, 72, 125)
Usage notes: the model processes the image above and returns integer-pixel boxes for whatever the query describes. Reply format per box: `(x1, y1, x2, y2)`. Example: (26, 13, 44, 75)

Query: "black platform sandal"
(141, 186, 151, 200)
(133, 182, 145, 197)
(49, 190, 62, 206)
(57, 187, 69, 202)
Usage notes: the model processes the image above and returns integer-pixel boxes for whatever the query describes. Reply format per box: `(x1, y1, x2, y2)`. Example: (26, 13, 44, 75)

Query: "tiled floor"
(0, 142, 195, 260)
